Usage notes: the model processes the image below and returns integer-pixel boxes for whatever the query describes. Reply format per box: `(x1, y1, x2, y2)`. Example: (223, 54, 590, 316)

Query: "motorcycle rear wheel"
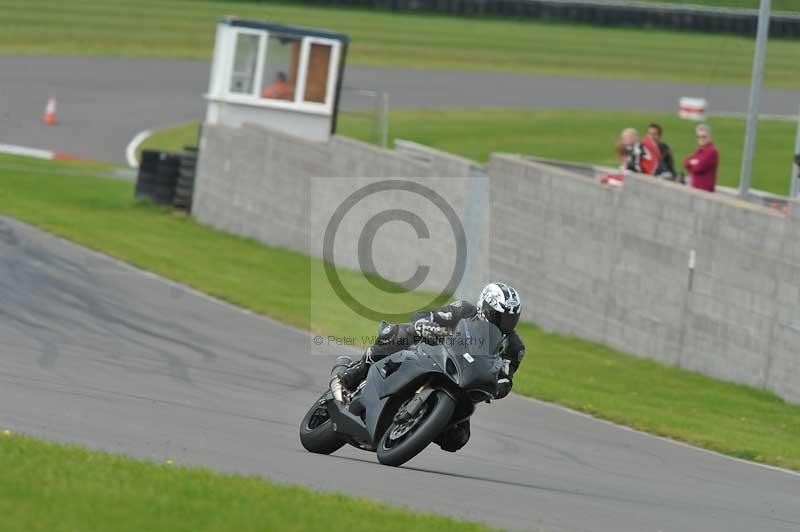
(299, 394, 346, 455)
(376, 390, 455, 467)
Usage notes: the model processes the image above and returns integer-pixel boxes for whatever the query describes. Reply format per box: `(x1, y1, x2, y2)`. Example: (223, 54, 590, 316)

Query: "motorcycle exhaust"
(329, 356, 352, 403)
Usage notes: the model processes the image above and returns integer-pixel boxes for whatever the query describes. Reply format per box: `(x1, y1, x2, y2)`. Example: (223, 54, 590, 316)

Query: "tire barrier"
(135, 148, 198, 210)
(289, 0, 800, 38)
(134, 149, 162, 203)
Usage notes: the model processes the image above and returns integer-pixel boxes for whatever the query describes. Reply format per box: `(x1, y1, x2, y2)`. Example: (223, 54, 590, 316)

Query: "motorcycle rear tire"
(376, 390, 455, 467)
(299, 394, 345, 455)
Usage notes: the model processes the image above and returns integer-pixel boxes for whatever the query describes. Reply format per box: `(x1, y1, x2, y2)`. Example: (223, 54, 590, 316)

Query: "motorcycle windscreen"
(450, 319, 503, 356)
(442, 320, 503, 395)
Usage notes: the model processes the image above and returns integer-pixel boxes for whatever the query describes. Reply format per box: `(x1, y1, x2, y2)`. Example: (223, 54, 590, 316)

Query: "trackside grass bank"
(1, 0, 800, 87)
(340, 110, 799, 196)
(1, 154, 798, 471)
(143, 110, 798, 196)
(0, 433, 496, 532)
(638, 0, 799, 9)
(229, 0, 800, 13)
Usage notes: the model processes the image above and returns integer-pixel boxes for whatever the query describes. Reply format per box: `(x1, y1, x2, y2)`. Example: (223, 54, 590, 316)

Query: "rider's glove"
(495, 377, 512, 400)
(414, 319, 448, 340)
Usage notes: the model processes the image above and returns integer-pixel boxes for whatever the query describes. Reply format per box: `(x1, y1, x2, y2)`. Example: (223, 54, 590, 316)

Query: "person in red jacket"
(621, 128, 660, 175)
(684, 124, 719, 192)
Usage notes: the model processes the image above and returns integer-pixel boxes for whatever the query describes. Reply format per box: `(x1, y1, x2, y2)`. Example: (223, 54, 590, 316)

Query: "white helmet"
(476, 282, 522, 334)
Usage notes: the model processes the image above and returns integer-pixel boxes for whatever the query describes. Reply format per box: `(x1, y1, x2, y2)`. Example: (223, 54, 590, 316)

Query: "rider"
(338, 282, 525, 452)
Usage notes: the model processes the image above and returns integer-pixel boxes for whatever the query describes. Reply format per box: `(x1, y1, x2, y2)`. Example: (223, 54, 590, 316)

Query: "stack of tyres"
(153, 153, 181, 205)
(174, 146, 197, 212)
(134, 150, 180, 206)
(134, 150, 160, 200)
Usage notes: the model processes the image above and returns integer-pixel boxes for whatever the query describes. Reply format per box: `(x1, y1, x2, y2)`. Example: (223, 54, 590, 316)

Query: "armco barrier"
(287, 0, 800, 38)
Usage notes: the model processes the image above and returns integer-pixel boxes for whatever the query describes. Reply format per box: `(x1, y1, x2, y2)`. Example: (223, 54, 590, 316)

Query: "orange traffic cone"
(43, 96, 57, 125)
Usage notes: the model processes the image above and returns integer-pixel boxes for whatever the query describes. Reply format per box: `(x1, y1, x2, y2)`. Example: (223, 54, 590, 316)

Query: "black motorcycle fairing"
(326, 398, 372, 448)
(360, 349, 442, 442)
(324, 349, 446, 451)
(430, 321, 504, 400)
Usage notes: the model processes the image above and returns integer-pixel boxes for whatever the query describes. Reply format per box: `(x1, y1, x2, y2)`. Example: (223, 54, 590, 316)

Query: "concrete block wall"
(194, 122, 800, 403)
(194, 123, 484, 297)
(394, 139, 484, 178)
(488, 154, 800, 403)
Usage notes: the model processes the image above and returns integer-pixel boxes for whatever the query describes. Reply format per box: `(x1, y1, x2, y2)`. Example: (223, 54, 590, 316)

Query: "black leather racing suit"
(341, 299, 526, 452)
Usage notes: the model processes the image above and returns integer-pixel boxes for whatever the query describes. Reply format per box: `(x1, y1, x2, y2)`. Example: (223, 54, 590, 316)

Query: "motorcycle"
(299, 319, 504, 467)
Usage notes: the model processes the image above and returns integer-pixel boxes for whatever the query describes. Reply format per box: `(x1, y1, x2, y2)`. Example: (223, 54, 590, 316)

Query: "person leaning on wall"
(684, 123, 719, 193)
(794, 153, 800, 193)
(601, 142, 630, 186)
(620, 128, 660, 176)
(647, 123, 677, 180)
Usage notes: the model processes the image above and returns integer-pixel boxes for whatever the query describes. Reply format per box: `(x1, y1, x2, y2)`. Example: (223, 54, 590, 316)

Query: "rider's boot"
(435, 420, 471, 452)
(339, 348, 372, 393)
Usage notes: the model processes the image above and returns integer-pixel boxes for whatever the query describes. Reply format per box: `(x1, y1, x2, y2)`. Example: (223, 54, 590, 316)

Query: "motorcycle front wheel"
(376, 390, 455, 467)
(299, 394, 346, 455)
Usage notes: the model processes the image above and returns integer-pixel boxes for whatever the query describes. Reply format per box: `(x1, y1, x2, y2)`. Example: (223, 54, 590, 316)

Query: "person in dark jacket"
(794, 153, 800, 193)
(684, 124, 719, 193)
(648, 123, 677, 179)
(338, 282, 525, 452)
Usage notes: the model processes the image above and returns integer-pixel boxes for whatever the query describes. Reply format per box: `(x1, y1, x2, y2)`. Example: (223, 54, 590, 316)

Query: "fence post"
(739, 0, 772, 199)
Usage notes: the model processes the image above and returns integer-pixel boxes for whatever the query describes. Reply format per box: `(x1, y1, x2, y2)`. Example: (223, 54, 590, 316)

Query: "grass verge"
(232, 0, 800, 12)
(1, 0, 800, 87)
(143, 110, 799, 196)
(0, 153, 798, 471)
(0, 433, 495, 532)
(637, 0, 799, 10)
(138, 122, 202, 158)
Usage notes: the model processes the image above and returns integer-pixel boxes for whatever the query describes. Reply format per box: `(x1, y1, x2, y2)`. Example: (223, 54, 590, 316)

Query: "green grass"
(143, 110, 798, 196)
(340, 109, 799, 196)
(638, 0, 799, 10)
(138, 122, 201, 157)
(1, 0, 800, 88)
(1, 153, 799, 471)
(0, 433, 495, 532)
(227, 0, 800, 12)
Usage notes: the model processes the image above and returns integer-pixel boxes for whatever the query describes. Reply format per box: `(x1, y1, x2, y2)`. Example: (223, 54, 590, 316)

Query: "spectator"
(615, 142, 629, 170)
(262, 71, 291, 100)
(621, 128, 659, 176)
(684, 124, 719, 193)
(647, 123, 677, 179)
(601, 142, 629, 186)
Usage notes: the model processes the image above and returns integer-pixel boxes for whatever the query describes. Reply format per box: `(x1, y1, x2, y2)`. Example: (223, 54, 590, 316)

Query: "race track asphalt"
(1, 215, 798, 532)
(1, 55, 799, 163)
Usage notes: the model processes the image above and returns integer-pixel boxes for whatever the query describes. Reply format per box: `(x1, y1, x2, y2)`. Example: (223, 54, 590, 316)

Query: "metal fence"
(338, 86, 390, 148)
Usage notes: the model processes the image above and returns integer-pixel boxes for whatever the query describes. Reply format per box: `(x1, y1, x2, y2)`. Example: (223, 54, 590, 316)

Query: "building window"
(303, 43, 332, 104)
(229, 33, 260, 95)
(218, 27, 340, 113)
(261, 34, 301, 101)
